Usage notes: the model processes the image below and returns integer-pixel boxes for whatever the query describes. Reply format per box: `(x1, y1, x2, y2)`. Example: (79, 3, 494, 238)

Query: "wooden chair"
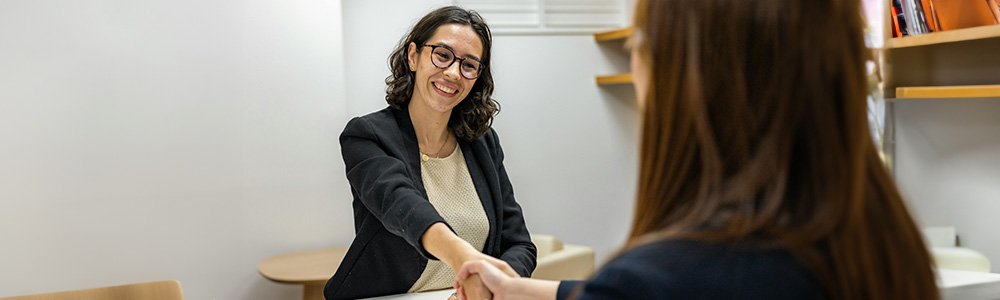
(0, 280, 184, 300)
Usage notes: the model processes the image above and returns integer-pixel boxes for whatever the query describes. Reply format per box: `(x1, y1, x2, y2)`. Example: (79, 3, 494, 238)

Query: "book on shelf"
(990, 0, 998, 21)
(933, 0, 998, 31)
(901, 0, 931, 35)
(890, 0, 999, 37)
(920, 0, 941, 32)
(893, 0, 909, 37)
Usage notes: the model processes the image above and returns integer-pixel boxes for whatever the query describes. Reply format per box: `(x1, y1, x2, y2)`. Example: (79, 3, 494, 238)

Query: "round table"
(258, 246, 349, 300)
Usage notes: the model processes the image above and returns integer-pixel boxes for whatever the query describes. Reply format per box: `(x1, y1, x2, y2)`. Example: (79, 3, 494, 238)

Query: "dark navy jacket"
(558, 240, 825, 300)
(324, 107, 536, 300)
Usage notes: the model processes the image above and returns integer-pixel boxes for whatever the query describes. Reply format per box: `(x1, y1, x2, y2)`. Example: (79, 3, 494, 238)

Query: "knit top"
(408, 144, 491, 292)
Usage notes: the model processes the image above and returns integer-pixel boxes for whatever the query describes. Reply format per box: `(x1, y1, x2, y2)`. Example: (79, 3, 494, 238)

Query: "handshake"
(448, 257, 520, 300)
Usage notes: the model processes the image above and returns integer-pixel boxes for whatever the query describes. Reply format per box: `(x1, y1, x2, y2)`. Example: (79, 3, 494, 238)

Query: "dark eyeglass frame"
(421, 44, 484, 80)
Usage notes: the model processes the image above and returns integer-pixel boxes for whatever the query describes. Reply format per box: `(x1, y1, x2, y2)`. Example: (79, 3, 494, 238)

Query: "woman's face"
(407, 24, 484, 114)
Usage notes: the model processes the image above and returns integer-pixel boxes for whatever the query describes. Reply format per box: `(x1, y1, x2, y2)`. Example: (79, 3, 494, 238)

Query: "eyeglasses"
(421, 44, 483, 80)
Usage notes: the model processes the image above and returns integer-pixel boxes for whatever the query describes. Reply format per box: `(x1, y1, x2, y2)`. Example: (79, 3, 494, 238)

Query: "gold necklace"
(420, 133, 450, 162)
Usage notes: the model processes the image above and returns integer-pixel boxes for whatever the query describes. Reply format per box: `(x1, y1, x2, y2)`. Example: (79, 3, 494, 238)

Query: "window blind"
(453, 0, 627, 34)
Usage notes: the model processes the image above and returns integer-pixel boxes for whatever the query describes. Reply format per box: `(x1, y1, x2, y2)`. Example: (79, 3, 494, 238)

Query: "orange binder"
(929, 0, 998, 31)
(921, 0, 941, 31)
(988, 0, 1000, 23)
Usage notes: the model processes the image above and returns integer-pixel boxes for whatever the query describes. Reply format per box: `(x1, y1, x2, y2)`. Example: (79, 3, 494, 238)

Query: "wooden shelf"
(594, 27, 633, 42)
(886, 24, 1000, 49)
(596, 73, 633, 85)
(896, 85, 1000, 98)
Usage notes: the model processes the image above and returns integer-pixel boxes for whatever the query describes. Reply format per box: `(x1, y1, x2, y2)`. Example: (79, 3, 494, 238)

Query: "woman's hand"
(456, 260, 518, 300)
(421, 223, 520, 299)
(450, 251, 518, 300)
(460, 273, 490, 300)
(457, 259, 561, 300)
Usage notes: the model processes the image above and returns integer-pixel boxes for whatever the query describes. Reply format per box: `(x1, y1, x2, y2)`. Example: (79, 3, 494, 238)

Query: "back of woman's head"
(629, 0, 938, 298)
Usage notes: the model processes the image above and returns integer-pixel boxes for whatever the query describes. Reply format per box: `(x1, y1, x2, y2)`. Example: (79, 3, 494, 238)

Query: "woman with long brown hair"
(455, 0, 939, 299)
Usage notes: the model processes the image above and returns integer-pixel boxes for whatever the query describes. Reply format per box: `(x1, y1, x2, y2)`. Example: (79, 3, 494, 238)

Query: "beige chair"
(0, 280, 184, 300)
(924, 226, 992, 272)
(530, 234, 595, 280)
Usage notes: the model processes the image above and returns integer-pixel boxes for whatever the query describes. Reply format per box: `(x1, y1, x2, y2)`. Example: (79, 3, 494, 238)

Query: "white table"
(940, 268, 1000, 300)
(361, 289, 455, 300)
(360, 269, 1000, 300)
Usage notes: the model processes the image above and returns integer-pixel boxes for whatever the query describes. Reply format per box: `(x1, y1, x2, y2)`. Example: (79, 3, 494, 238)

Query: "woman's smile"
(432, 81, 459, 96)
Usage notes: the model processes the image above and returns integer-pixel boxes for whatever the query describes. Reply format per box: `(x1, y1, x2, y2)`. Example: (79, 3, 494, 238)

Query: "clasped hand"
(450, 257, 519, 300)
(449, 255, 521, 300)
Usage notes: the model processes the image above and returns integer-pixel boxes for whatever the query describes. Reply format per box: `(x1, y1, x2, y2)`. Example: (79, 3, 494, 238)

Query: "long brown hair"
(629, 0, 938, 299)
(385, 6, 499, 141)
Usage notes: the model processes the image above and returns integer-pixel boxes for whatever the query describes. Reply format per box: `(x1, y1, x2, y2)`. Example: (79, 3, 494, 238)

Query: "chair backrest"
(0, 280, 184, 300)
(530, 234, 564, 257)
(923, 226, 958, 247)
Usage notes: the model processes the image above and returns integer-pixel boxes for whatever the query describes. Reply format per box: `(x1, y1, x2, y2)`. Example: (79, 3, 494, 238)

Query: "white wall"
(491, 36, 639, 263)
(895, 99, 1000, 272)
(0, 1, 353, 299)
(342, 0, 639, 263)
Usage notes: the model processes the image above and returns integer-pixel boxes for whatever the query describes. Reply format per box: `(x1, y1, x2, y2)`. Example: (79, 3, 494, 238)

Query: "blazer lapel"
(391, 108, 428, 198)
(460, 138, 499, 254)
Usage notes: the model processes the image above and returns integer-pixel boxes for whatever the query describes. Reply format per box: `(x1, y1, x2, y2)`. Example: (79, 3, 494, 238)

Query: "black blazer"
(557, 240, 824, 300)
(324, 107, 536, 300)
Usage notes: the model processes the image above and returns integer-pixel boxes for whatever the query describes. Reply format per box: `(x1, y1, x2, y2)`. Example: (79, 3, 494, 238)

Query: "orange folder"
(929, 0, 998, 31)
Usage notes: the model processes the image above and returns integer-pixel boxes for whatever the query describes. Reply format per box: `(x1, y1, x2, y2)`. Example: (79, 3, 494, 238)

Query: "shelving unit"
(594, 27, 634, 85)
(886, 24, 1000, 49)
(879, 3, 1000, 171)
(882, 24, 1000, 99)
(879, 5, 1000, 266)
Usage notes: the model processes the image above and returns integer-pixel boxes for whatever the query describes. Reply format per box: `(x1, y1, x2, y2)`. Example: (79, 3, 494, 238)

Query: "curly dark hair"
(385, 6, 499, 141)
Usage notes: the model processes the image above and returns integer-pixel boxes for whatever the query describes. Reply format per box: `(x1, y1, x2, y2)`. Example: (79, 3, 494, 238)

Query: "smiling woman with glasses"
(323, 6, 536, 300)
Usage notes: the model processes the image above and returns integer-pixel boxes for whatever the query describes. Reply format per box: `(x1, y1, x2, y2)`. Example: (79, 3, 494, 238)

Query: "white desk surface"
(939, 268, 1000, 300)
(361, 289, 455, 300)
(359, 269, 1000, 300)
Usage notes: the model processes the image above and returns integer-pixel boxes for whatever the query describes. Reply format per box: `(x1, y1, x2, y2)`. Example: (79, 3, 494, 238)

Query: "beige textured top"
(408, 144, 491, 292)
